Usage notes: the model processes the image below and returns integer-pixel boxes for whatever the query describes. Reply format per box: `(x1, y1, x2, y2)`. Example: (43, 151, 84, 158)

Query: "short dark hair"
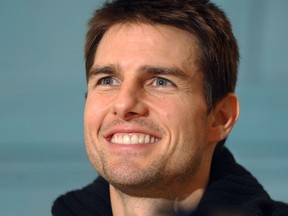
(85, 0, 239, 112)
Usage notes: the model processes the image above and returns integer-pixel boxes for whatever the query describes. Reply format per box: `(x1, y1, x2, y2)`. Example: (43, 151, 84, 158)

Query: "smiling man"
(52, 1, 288, 216)
(85, 23, 220, 212)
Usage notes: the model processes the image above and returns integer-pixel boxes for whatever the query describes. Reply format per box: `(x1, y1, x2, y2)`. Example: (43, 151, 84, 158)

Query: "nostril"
(112, 101, 149, 120)
(113, 110, 140, 119)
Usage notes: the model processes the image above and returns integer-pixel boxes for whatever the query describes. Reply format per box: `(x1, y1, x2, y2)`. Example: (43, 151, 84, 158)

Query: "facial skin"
(84, 23, 238, 214)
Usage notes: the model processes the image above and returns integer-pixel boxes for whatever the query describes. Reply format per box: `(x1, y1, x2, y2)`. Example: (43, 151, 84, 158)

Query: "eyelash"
(93, 76, 175, 89)
(150, 77, 174, 87)
(96, 76, 119, 86)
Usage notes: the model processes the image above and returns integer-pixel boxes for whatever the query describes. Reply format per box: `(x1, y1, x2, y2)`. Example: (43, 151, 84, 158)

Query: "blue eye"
(97, 77, 119, 86)
(152, 77, 173, 87)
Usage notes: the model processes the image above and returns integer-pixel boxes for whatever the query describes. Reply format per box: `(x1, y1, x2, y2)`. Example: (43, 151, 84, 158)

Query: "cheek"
(154, 96, 209, 152)
(84, 94, 112, 125)
(83, 99, 98, 146)
(152, 97, 205, 127)
(84, 96, 108, 152)
(84, 98, 106, 174)
(84, 102, 96, 133)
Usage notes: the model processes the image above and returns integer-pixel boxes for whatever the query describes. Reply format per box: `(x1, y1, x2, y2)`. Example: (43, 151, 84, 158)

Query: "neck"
(111, 186, 170, 216)
(110, 184, 206, 216)
(109, 146, 216, 216)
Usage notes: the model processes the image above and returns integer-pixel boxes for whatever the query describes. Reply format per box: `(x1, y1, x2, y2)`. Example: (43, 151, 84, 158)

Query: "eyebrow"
(138, 65, 188, 78)
(89, 64, 189, 79)
(89, 64, 120, 76)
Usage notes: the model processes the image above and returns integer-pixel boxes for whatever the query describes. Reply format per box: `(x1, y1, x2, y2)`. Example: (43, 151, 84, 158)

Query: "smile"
(110, 133, 159, 145)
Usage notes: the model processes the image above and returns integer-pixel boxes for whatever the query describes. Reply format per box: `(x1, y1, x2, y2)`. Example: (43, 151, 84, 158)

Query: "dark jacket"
(52, 147, 288, 216)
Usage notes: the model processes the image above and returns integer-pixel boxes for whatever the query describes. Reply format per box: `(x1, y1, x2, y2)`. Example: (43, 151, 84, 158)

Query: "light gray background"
(1, 0, 287, 215)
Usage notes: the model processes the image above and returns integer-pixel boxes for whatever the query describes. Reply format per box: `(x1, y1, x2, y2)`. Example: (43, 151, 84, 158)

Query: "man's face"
(84, 23, 216, 194)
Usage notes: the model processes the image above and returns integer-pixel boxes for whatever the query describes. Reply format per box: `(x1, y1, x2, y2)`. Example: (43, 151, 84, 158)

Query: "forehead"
(92, 23, 200, 78)
(101, 22, 196, 43)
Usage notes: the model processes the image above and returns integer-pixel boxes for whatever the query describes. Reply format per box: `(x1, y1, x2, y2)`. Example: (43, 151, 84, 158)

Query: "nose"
(112, 81, 148, 121)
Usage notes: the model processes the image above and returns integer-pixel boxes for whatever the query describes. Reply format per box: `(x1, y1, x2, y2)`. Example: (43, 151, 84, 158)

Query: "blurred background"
(0, 0, 287, 215)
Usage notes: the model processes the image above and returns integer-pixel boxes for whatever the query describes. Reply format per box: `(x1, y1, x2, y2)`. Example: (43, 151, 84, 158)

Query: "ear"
(207, 93, 240, 144)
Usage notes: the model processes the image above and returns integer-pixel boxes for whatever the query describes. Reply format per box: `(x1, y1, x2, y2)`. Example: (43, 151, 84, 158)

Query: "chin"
(104, 163, 164, 191)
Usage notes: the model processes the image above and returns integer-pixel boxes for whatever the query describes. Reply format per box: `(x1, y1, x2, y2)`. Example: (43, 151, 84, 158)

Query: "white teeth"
(131, 134, 138, 144)
(111, 133, 158, 145)
(123, 134, 130, 144)
(145, 135, 150, 143)
(138, 134, 145, 144)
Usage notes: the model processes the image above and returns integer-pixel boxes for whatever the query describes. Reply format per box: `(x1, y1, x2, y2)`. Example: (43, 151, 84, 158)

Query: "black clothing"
(52, 147, 288, 216)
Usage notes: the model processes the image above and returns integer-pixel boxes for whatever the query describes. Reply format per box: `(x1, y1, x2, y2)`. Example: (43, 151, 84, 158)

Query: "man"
(52, 0, 288, 215)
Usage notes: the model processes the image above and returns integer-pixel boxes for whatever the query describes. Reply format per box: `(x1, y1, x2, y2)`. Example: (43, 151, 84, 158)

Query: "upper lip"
(102, 125, 162, 140)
